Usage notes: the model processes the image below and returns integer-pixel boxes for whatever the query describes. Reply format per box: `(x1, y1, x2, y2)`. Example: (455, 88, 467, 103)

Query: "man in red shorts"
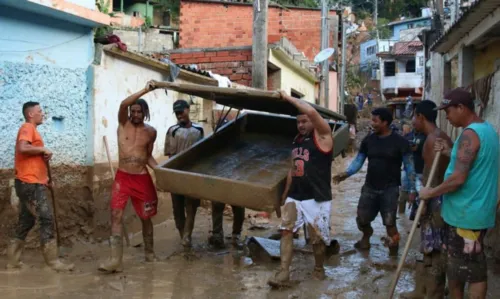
(99, 81, 159, 273)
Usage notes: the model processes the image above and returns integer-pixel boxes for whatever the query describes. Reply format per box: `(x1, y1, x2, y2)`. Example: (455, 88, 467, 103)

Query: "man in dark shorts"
(99, 81, 159, 273)
(7, 102, 74, 271)
(333, 108, 416, 256)
(402, 100, 452, 298)
(164, 99, 204, 250)
(267, 91, 334, 288)
(420, 88, 499, 299)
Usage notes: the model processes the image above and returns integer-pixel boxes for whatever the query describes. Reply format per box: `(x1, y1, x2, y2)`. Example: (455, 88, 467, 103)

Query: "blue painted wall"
(360, 39, 378, 70)
(390, 18, 431, 40)
(0, 6, 94, 168)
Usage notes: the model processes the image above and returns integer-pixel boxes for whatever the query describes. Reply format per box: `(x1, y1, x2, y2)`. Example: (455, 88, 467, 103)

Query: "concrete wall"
(125, 2, 154, 19)
(67, 0, 96, 10)
(0, 6, 96, 248)
(360, 39, 377, 69)
(473, 40, 500, 81)
(391, 19, 431, 40)
(268, 50, 316, 104)
(113, 28, 174, 53)
(179, 1, 336, 60)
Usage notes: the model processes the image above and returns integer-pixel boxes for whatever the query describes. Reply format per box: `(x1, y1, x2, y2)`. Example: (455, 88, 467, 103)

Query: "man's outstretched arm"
(118, 81, 157, 125)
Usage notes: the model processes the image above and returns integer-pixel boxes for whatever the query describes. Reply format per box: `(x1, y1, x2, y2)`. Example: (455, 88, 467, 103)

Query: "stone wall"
(113, 28, 174, 53)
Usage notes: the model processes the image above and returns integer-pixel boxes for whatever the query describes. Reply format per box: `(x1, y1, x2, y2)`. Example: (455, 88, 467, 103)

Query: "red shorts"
(111, 169, 158, 219)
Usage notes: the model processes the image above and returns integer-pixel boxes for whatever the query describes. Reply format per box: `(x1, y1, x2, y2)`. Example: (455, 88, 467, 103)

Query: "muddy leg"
(447, 280, 465, 299)
(171, 194, 186, 240)
(425, 251, 446, 299)
(382, 186, 400, 256)
(182, 198, 199, 249)
(308, 224, 326, 280)
(267, 201, 297, 288)
(99, 209, 124, 273)
(468, 282, 487, 299)
(398, 190, 408, 214)
(400, 260, 425, 299)
(355, 185, 378, 250)
(142, 218, 156, 262)
(209, 201, 226, 249)
(231, 205, 245, 249)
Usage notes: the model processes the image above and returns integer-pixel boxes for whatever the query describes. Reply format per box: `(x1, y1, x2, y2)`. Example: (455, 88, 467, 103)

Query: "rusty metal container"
(155, 112, 348, 212)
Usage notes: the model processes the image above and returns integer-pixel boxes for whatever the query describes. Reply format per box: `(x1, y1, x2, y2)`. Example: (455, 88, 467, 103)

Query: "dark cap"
(173, 99, 189, 113)
(436, 88, 474, 110)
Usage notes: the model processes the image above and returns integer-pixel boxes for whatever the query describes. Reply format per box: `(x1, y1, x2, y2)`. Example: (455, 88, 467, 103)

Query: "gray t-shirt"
(164, 123, 204, 156)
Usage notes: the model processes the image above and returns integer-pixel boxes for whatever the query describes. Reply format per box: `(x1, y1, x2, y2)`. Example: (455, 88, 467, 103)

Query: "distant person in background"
(405, 96, 414, 119)
(399, 123, 416, 214)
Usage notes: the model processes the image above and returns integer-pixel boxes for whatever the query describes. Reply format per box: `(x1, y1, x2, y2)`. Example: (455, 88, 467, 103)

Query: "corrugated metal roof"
(431, 0, 500, 53)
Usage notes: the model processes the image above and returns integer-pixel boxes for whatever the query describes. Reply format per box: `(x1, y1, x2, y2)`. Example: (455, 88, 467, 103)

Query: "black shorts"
(442, 223, 488, 283)
(357, 184, 399, 226)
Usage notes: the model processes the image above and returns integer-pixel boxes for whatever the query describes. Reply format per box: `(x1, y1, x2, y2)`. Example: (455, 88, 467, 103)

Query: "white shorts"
(279, 197, 332, 245)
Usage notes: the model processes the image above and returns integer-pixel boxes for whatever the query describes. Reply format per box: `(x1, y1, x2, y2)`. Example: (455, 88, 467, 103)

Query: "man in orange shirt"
(6, 102, 74, 271)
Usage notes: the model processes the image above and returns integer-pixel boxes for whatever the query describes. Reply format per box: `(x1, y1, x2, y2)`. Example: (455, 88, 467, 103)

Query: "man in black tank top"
(267, 91, 334, 288)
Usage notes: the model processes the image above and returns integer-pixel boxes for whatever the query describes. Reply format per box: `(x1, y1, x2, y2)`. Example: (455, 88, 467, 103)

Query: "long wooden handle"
(46, 161, 61, 247)
(388, 152, 442, 299)
(103, 136, 130, 247)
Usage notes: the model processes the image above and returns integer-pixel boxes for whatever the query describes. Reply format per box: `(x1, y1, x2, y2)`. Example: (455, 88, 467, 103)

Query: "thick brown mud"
(1, 157, 500, 298)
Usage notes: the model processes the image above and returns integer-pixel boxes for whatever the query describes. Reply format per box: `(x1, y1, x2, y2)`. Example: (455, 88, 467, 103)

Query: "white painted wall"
(93, 51, 212, 163)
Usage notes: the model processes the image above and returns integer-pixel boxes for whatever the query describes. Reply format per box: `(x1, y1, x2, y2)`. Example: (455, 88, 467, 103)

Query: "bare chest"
(118, 126, 150, 150)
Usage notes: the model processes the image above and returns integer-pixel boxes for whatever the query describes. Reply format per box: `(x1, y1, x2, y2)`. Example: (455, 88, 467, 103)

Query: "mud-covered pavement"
(1, 157, 500, 299)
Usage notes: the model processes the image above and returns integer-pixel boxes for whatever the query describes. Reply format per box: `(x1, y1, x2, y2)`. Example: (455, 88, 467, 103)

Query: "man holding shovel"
(419, 88, 499, 299)
(401, 100, 452, 298)
(99, 81, 159, 273)
(7, 102, 74, 271)
(267, 91, 334, 288)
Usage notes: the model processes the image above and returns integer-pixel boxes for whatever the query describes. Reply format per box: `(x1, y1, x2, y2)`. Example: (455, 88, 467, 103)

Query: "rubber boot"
(400, 260, 425, 299)
(312, 242, 326, 280)
(354, 225, 373, 250)
(42, 239, 74, 272)
(6, 239, 25, 269)
(232, 233, 244, 250)
(98, 235, 123, 273)
(208, 234, 226, 250)
(267, 233, 293, 288)
(144, 232, 156, 262)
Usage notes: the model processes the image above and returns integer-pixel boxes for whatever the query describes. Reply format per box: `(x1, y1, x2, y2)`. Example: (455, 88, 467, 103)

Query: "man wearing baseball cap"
(419, 88, 499, 299)
(165, 99, 204, 252)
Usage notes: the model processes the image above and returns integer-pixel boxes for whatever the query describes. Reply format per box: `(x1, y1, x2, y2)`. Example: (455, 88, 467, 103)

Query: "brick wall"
(179, 0, 336, 60)
(170, 48, 253, 86)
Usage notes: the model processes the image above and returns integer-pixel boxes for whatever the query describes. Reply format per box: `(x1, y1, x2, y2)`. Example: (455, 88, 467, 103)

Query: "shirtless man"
(99, 81, 159, 273)
(401, 100, 452, 299)
(267, 91, 334, 287)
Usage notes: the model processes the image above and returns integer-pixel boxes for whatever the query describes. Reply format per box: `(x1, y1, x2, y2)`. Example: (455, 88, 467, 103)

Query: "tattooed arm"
(419, 129, 480, 199)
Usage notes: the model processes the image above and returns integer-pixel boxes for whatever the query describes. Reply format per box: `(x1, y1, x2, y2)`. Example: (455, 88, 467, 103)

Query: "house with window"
(378, 41, 425, 101)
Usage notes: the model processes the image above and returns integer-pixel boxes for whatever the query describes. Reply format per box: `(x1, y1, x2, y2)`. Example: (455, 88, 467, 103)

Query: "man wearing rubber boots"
(99, 81, 159, 273)
(208, 203, 245, 249)
(267, 91, 334, 288)
(401, 100, 452, 298)
(420, 88, 499, 299)
(165, 99, 204, 250)
(333, 108, 416, 256)
(7, 102, 74, 272)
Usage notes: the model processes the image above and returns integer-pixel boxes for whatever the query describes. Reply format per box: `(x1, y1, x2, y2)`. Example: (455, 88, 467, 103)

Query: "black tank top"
(287, 132, 333, 202)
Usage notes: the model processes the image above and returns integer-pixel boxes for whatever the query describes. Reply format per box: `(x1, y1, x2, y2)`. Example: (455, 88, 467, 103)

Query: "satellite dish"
(314, 48, 335, 64)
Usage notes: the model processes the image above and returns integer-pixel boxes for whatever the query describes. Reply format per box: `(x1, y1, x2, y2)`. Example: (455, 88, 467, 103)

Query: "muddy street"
(1, 157, 499, 299)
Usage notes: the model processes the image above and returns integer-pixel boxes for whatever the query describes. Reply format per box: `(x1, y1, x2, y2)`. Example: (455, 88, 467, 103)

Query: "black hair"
(371, 107, 393, 126)
(462, 100, 475, 112)
(22, 101, 40, 119)
(130, 98, 150, 121)
(415, 100, 437, 123)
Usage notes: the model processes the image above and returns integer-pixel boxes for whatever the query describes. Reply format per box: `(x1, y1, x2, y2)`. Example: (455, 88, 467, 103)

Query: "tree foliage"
(351, 0, 427, 20)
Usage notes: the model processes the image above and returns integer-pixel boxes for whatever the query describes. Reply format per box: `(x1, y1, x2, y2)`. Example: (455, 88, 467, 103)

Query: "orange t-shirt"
(15, 123, 48, 185)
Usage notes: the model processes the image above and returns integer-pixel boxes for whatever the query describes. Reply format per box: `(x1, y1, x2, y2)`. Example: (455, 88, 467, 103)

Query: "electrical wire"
(0, 33, 88, 53)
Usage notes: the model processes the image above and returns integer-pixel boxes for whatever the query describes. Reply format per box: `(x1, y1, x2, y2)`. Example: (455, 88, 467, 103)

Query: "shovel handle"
(388, 152, 441, 298)
(46, 161, 61, 247)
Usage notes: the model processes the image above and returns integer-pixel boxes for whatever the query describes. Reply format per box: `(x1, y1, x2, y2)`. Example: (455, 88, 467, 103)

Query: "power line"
(0, 33, 88, 53)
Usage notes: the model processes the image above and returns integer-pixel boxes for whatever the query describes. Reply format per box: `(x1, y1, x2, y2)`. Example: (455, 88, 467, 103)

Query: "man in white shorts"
(267, 91, 334, 288)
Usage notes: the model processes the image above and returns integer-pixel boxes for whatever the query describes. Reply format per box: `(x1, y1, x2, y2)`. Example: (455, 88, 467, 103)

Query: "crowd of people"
(7, 81, 499, 298)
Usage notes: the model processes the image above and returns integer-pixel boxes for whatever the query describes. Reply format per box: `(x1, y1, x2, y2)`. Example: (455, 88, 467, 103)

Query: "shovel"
(46, 161, 61, 248)
(388, 152, 441, 298)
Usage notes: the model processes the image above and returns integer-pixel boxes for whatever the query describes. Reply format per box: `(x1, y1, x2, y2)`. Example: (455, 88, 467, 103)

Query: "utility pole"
(252, 0, 268, 89)
(320, 0, 330, 109)
(340, 20, 347, 115)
